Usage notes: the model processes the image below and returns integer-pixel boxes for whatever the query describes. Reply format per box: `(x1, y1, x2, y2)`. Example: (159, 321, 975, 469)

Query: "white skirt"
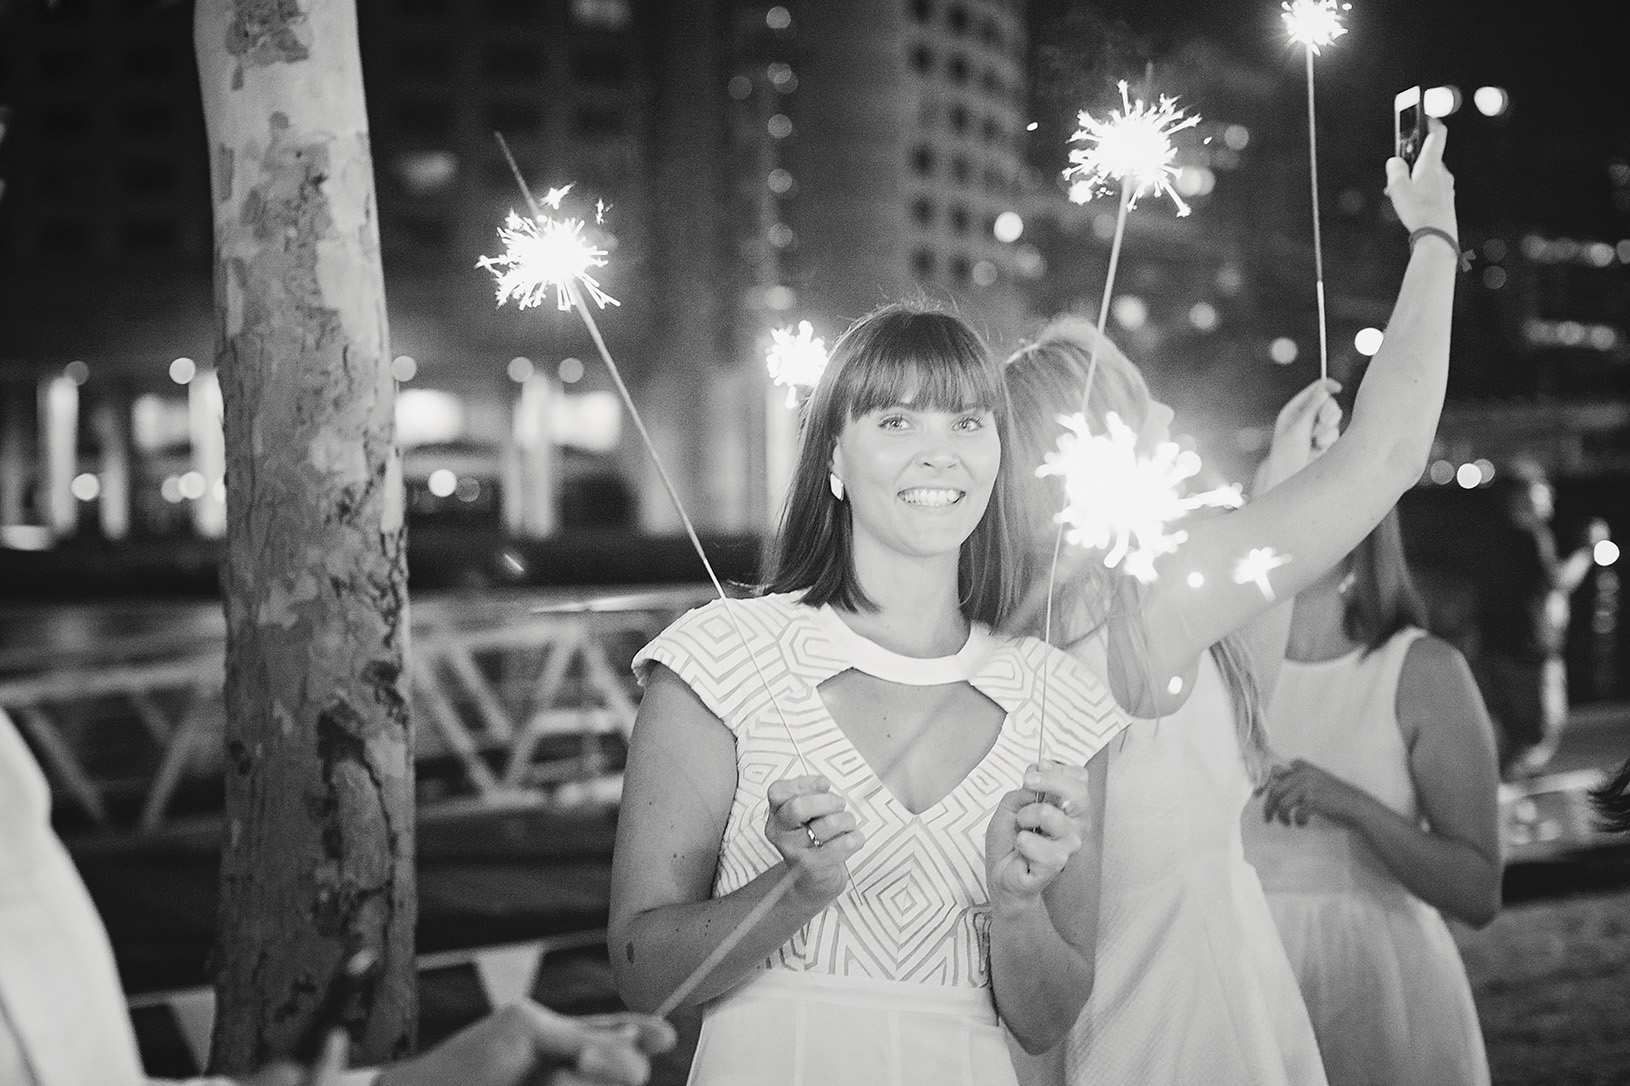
(689, 970, 1019, 1086)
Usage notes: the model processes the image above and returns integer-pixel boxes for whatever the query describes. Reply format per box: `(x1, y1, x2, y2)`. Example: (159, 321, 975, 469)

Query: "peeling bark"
(196, 0, 414, 1072)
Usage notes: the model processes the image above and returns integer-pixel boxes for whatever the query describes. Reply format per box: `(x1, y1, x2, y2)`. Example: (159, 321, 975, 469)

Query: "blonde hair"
(1003, 315, 1274, 784)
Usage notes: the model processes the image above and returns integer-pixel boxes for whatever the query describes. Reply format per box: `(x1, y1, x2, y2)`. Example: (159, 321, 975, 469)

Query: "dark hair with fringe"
(1002, 315, 1274, 784)
(1589, 754, 1630, 835)
(1340, 508, 1431, 655)
(763, 302, 1021, 628)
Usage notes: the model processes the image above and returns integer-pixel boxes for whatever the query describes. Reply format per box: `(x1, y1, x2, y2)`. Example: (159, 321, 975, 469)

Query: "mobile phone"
(289, 948, 382, 1066)
(1394, 86, 1425, 166)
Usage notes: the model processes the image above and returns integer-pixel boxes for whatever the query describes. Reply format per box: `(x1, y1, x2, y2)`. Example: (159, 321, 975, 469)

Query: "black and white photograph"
(1, 0, 1627, 1083)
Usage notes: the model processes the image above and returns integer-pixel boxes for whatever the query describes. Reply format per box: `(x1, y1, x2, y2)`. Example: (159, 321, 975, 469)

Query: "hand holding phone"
(1394, 86, 1425, 166)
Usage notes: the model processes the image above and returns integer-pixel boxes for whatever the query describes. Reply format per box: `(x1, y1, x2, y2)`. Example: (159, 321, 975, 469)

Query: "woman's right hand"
(1256, 377, 1343, 493)
(765, 775, 864, 902)
(1386, 118, 1457, 236)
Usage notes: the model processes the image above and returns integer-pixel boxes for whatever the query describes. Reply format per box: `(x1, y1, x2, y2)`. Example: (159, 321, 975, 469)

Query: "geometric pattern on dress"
(633, 593, 1131, 990)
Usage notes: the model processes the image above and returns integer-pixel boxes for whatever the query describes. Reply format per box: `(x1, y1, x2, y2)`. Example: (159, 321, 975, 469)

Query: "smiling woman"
(606, 302, 1131, 1086)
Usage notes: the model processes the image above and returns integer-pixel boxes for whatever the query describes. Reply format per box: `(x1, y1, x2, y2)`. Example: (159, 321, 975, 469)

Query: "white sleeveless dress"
(1242, 629, 1491, 1086)
(633, 593, 1129, 1086)
(1016, 652, 1327, 1086)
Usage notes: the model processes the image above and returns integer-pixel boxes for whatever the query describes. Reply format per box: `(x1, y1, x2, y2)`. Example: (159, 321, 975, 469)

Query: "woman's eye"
(954, 413, 988, 431)
(878, 414, 910, 430)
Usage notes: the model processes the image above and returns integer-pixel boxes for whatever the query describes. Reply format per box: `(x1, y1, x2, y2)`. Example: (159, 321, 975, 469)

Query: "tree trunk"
(195, 0, 415, 1072)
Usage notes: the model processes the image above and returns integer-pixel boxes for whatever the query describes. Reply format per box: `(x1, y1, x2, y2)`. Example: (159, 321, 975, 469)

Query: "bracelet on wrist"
(1409, 226, 1472, 272)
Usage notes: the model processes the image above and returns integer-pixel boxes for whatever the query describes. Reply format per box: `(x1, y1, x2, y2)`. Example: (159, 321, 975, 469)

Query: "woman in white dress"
(607, 303, 1132, 1085)
(1000, 122, 1463, 1085)
(1244, 510, 1499, 1086)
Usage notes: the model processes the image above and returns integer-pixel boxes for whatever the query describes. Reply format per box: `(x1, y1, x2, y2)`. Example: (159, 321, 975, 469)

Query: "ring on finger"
(806, 825, 822, 848)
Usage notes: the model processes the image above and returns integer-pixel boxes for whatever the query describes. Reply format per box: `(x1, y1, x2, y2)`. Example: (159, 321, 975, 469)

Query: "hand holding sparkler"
(1253, 377, 1344, 495)
(986, 761, 1095, 899)
(764, 775, 865, 901)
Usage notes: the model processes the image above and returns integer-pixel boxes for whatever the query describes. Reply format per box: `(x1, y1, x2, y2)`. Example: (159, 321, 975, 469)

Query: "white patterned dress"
(633, 593, 1129, 1086)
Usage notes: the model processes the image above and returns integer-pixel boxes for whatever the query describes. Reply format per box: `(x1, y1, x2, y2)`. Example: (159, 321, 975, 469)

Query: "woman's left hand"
(986, 761, 1093, 900)
(1258, 758, 1365, 827)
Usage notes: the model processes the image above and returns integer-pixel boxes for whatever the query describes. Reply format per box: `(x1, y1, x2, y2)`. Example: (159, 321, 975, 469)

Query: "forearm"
(990, 895, 1094, 1054)
(612, 864, 830, 1012)
(1341, 240, 1458, 486)
(1339, 790, 1501, 926)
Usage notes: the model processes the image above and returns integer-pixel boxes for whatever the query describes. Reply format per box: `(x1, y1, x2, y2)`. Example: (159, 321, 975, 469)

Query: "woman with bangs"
(609, 303, 1131, 1085)
(1003, 122, 1462, 1085)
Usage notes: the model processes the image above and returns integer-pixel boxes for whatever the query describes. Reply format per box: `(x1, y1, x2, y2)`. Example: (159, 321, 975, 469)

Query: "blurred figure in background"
(1245, 510, 1501, 1086)
(1477, 461, 1603, 778)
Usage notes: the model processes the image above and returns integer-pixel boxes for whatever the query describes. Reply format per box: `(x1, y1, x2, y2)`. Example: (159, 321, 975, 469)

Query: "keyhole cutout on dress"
(816, 670, 1007, 817)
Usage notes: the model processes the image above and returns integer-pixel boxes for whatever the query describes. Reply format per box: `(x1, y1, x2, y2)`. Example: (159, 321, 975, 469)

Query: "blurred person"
(609, 303, 1127, 1086)
(1000, 121, 1461, 1086)
(1245, 510, 1500, 1086)
(0, 706, 674, 1086)
(1477, 461, 1604, 777)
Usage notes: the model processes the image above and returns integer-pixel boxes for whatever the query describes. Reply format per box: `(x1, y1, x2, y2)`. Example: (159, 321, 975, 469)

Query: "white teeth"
(899, 488, 963, 507)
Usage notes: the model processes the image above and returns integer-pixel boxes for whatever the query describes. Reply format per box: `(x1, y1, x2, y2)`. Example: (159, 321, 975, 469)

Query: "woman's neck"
(841, 545, 969, 657)
(1284, 588, 1362, 663)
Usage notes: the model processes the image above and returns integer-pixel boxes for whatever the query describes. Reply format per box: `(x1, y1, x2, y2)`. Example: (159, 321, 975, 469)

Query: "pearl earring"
(829, 473, 845, 501)
(1337, 570, 1357, 596)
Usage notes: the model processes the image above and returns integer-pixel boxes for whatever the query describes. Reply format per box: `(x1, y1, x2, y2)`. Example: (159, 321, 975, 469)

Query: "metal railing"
(0, 587, 710, 833)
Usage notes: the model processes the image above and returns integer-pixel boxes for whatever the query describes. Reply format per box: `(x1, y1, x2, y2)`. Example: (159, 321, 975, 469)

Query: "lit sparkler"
(1038, 412, 1244, 584)
(1063, 80, 1202, 217)
(482, 132, 808, 784)
(1282, 0, 1351, 381)
(765, 320, 829, 408)
(1281, 0, 1350, 52)
(1234, 546, 1294, 600)
(477, 209, 618, 313)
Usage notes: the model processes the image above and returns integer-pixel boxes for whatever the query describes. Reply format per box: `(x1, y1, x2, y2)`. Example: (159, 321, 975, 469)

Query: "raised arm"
(1260, 636, 1502, 926)
(1124, 121, 1461, 711)
(607, 666, 863, 1012)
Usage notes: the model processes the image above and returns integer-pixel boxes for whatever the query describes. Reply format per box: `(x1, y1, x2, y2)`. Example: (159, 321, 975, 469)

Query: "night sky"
(1055, 0, 1630, 239)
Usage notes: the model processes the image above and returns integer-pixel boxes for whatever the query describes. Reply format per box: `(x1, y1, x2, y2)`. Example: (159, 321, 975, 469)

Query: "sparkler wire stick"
(1282, 0, 1348, 382)
(1305, 49, 1330, 382)
(1037, 182, 1135, 763)
(492, 133, 810, 780)
(652, 867, 800, 1017)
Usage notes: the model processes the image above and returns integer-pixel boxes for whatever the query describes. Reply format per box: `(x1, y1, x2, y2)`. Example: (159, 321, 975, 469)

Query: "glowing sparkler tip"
(1234, 546, 1294, 600)
(1281, 0, 1350, 53)
(765, 320, 830, 407)
(1037, 412, 1242, 583)
(479, 187, 620, 313)
(1063, 80, 1201, 216)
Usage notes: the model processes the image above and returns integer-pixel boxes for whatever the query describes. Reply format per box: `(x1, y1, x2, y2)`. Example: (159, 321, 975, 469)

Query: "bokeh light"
(1270, 337, 1299, 365)
(391, 355, 417, 382)
(1424, 85, 1462, 118)
(993, 211, 1024, 243)
(428, 469, 458, 498)
(1456, 463, 1481, 489)
(71, 473, 100, 501)
(1473, 87, 1509, 117)
(169, 357, 196, 385)
(508, 356, 535, 383)
(1354, 327, 1384, 356)
(559, 357, 586, 384)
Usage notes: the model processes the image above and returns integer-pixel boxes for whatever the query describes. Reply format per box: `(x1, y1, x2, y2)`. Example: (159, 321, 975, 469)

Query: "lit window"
(571, 0, 630, 28)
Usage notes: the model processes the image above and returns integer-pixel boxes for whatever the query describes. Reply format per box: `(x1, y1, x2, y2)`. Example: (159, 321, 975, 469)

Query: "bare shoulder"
(1396, 633, 1491, 747)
